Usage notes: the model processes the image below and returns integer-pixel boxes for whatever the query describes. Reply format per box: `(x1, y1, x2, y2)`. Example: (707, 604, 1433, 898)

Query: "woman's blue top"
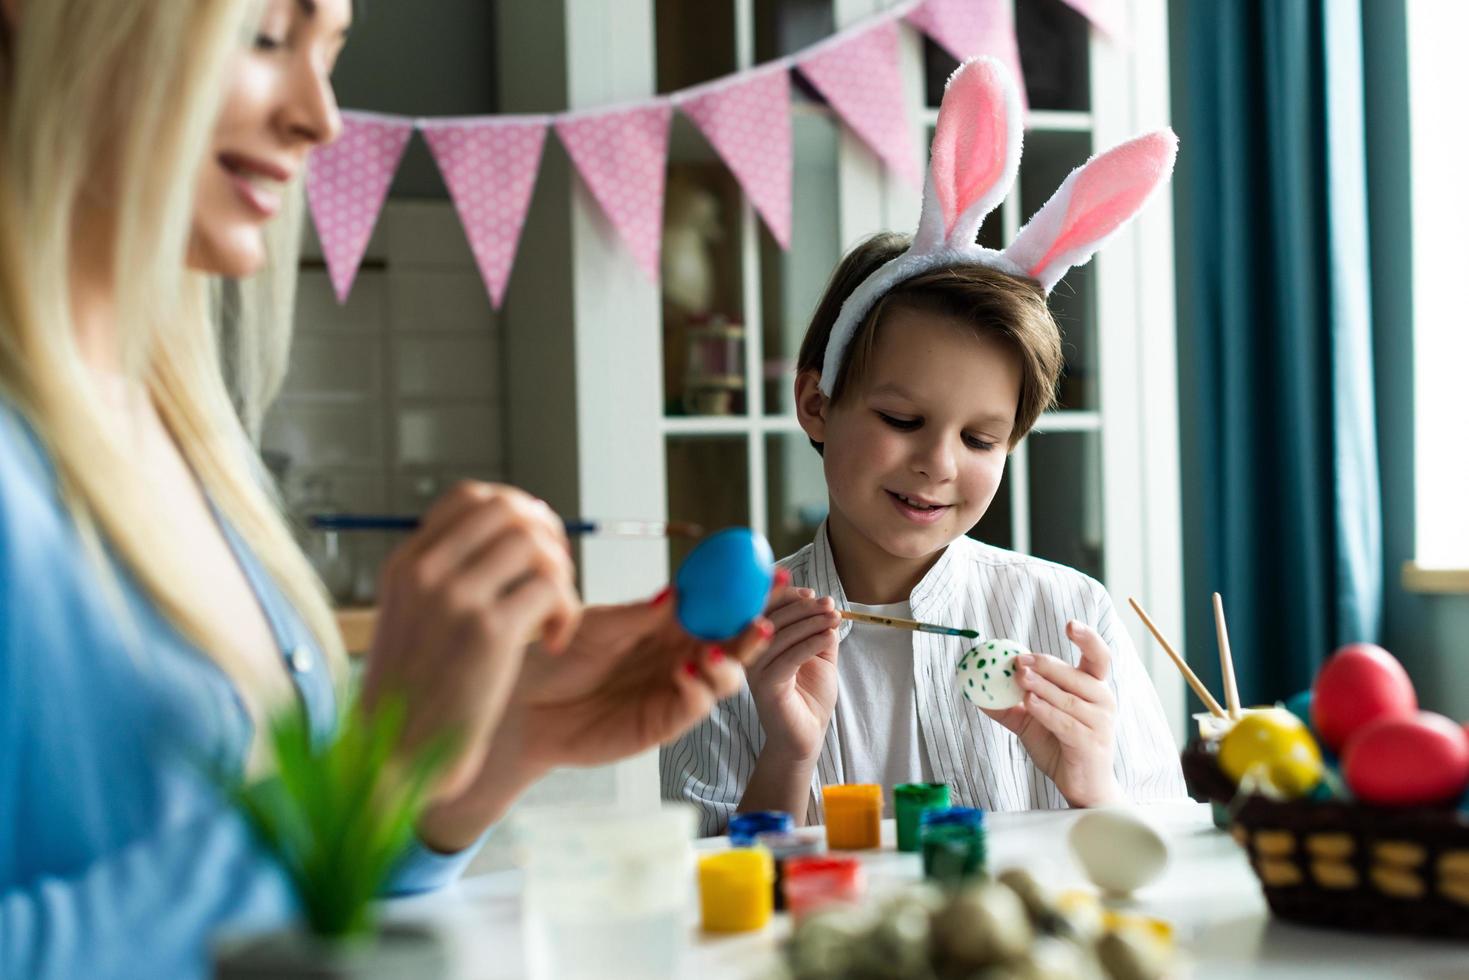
(0, 399, 483, 978)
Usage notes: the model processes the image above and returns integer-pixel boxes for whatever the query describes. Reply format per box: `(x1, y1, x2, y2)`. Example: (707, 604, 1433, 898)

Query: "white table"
(389, 802, 1468, 978)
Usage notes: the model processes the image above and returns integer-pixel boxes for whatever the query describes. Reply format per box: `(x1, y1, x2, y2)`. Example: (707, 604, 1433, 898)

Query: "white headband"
(819, 57, 1179, 395)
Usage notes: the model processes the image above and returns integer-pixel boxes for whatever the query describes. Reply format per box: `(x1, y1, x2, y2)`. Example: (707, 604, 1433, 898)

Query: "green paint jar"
(894, 783, 950, 853)
(920, 807, 986, 884)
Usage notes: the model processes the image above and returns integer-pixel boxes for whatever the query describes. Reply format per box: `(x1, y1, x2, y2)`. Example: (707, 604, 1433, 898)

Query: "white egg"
(1067, 809, 1170, 896)
(956, 639, 1025, 710)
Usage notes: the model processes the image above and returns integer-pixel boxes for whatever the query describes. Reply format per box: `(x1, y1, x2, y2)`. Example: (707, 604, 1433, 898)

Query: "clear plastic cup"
(518, 803, 695, 980)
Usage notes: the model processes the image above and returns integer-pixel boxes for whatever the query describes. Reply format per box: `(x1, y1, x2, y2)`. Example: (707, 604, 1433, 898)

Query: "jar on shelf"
(682, 313, 745, 416)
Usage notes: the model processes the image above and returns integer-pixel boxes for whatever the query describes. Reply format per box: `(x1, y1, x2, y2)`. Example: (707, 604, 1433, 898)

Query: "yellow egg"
(1217, 707, 1324, 798)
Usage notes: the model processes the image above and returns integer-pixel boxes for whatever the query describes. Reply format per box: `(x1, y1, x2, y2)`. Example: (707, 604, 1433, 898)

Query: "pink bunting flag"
(555, 104, 673, 281)
(306, 112, 414, 302)
(797, 20, 921, 188)
(906, 0, 1029, 114)
(420, 118, 548, 309)
(1059, 0, 1128, 42)
(679, 66, 794, 249)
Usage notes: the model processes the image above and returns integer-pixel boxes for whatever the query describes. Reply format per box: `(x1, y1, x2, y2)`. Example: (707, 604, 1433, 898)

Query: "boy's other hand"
(744, 582, 841, 764)
(981, 621, 1122, 807)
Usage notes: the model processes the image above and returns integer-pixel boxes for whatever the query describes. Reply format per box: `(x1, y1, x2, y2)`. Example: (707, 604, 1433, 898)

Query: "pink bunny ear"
(912, 57, 1022, 252)
(1002, 129, 1178, 292)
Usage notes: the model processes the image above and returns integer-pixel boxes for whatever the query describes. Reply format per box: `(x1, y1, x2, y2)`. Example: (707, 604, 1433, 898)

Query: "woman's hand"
(982, 621, 1121, 807)
(415, 586, 776, 849)
(360, 482, 580, 810)
(744, 582, 841, 764)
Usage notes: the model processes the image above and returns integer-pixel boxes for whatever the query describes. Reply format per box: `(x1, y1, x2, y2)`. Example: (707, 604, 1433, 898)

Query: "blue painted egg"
(1283, 690, 1313, 729)
(1282, 689, 1338, 767)
(675, 527, 775, 641)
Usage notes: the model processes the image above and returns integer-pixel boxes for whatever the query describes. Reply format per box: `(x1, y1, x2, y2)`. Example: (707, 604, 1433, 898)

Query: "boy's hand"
(982, 621, 1122, 807)
(744, 582, 841, 764)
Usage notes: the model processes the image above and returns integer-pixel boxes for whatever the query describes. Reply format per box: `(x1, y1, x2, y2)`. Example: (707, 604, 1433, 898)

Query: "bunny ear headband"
(819, 56, 1179, 395)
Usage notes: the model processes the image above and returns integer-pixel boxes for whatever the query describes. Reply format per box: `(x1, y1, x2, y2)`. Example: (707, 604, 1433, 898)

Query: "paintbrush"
(306, 514, 704, 539)
(839, 609, 980, 640)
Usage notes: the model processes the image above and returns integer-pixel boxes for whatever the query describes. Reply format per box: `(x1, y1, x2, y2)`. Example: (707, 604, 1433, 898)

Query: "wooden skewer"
(1127, 596, 1227, 718)
(1213, 592, 1241, 720)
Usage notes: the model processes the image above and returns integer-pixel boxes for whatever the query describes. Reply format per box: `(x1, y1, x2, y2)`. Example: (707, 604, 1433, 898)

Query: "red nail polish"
(651, 585, 674, 607)
(774, 568, 791, 588)
(708, 645, 726, 664)
(682, 659, 699, 677)
(757, 619, 775, 640)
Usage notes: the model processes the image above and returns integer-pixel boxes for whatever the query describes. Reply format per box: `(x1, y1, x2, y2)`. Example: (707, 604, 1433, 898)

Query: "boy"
(660, 58, 1186, 834)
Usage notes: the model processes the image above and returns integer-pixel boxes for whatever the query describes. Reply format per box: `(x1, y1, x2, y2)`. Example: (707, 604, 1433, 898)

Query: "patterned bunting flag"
(796, 21, 921, 188)
(305, 112, 414, 302)
(1059, 0, 1128, 42)
(679, 66, 793, 249)
(906, 0, 1029, 114)
(421, 118, 548, 309)
(555, 104, 673, 281)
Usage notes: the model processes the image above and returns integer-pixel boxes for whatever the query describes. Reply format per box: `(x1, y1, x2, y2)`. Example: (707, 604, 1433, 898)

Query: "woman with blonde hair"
(0, 1, 770, 975)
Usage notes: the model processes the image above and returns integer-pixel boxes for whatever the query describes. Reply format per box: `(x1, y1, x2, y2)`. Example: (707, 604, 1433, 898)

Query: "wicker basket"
(1182, 738, 1469, 938)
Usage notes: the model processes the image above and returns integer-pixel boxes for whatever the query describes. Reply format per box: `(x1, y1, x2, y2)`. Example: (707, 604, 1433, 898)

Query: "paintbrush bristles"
(1127, 596, 1228, 719)
(839, 609, 979, 640)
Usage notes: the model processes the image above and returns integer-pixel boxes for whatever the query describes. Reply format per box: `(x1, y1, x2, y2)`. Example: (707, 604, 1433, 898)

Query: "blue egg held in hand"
(674, 528, 776, 641)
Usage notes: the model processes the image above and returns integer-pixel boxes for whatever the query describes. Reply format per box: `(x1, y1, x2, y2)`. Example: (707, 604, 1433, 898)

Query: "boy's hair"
(796, 233, 1064, 453)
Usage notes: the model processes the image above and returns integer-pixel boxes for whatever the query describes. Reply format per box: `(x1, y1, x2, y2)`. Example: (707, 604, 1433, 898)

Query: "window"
(1407, 0, 1469, 574)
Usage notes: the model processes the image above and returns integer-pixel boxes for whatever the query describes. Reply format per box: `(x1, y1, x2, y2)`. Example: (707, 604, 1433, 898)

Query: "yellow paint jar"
(698, 848, 774, 933)
(822, 784, 882, 850)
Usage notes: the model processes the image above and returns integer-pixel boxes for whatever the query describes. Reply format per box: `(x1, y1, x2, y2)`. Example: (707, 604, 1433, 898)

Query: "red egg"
(1310, 643, 1417, 752)
(1342, 712, 1469, 806)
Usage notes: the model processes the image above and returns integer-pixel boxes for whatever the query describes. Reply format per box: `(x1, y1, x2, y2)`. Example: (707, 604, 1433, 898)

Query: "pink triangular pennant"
(555, 104, 673, 281)
(305, 112, 414, 302)
(1059, 0, 1128, 42)
(797, 21, 920, 188)
(421, 118, 547, 309)
(906, 0, 1029, 114)
(680, 67, 793, 249)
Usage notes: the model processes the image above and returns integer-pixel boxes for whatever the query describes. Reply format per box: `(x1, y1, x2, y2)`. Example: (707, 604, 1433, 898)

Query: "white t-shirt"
(834, 599, 934, 813)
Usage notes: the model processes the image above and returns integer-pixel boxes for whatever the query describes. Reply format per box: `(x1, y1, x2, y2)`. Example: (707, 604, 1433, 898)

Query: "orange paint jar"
(821, 783, 882, 850)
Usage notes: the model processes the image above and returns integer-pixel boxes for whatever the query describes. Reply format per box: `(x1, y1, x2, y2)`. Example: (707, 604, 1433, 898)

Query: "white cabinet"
(488, 0, 1185, 835)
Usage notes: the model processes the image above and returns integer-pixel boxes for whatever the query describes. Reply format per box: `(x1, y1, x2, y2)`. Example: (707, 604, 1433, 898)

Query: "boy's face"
(801, 305, 1021, 566)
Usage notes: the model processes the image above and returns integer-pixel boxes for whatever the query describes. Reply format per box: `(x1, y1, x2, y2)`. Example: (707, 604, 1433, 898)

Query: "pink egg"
(1311, 643, 1417, 753)
(1342, 712, 1469, 806)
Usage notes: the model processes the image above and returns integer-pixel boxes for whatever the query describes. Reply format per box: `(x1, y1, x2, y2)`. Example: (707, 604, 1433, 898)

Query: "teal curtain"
(1171, 0, 1382, 705)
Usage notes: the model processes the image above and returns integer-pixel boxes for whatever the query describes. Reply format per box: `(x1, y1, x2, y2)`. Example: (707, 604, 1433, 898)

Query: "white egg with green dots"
(956, 638, 1025, 710)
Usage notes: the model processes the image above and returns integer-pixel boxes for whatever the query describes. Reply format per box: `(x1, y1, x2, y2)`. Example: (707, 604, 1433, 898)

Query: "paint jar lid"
(821, 784, 882, 809)
(730, 811, 794, 846)
(784, 853, 862, 884)
(783, 854, 864, 895)
(894, 782, 950, 805)
(920, 806, 986, 830)
(753, 830, 823, 860)
(699, 847, 775, 885)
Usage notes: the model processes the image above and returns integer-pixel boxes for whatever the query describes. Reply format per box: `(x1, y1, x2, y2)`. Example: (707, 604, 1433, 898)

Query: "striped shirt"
(660, 522, 1187, 836)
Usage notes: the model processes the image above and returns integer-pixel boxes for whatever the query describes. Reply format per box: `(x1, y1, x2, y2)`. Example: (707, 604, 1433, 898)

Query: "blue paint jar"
(729, 811, 794, 847)
(919, 807, 986, 883)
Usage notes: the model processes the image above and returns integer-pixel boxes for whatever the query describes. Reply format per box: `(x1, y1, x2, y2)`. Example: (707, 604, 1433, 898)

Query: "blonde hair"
(0, 1, 345, 716)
